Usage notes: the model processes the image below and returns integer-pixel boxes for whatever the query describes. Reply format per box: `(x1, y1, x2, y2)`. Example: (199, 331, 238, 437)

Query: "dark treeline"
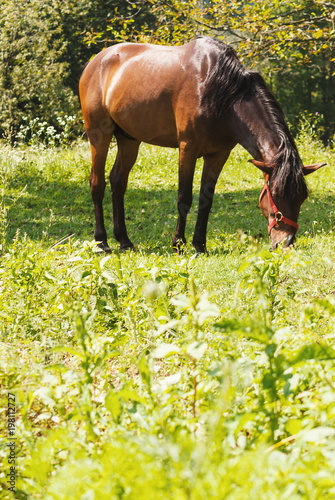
(1, 0, 334, 146)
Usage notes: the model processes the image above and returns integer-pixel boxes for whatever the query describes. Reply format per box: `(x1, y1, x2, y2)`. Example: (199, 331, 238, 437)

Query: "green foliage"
(1, 140, 335, 498)
(1, 0, 334, 144)
(0, 0, 80, 144)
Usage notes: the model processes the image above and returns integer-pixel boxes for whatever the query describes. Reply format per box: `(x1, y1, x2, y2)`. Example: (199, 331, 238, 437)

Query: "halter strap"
(259, 183, 299, 234)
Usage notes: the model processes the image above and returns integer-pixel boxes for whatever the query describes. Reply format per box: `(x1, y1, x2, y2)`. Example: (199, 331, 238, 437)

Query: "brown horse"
(79, 37, 325, 253)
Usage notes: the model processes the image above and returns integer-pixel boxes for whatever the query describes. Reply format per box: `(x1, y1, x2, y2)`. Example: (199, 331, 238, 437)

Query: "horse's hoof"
(172, 238, 186, 254)
(96, 242, 112, 253)
(120, 243, 135, 252)
(193, 244, 207, 255)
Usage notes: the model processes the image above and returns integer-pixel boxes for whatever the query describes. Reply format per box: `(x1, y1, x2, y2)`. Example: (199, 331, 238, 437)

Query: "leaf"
(299, 427, 335, 443)
(238, 260, 252, 273)
(187, 341, 207, 360)
(99, 255, 111, 268)
(151, 343, 180, 359)
(235, 412, 258, 434)
(44, 271, 57, 282)
(292, 344, 335, 364)
(153, 373, 182, 393)
(105, 389, 122, 423)
(67, 256, 83, 263)
(34, 412, 52, 422)
(285, 418, 303, 435)
(170, 294, 190, 309)
(155, 320, 179, 336)
(53, 346, 85, 361)
(314, 298, 335, 314)
(33, 387, 55, 407)
(100, 350, 120, 363)
(118, 388, 146, 404)
(101, 270, 115, 283)
(138, 354, 151, 386)
(162, 373, 181, 386)
(196, 294, 220, 321)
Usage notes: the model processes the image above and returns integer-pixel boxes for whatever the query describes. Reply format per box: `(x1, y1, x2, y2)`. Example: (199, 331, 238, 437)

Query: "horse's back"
(79, 38, 231, 148)
(80, 41, 185, 103)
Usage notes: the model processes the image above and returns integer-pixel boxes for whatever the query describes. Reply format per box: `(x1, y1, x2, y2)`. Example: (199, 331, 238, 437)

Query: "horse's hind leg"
(110, 135, 140, 250)
(87, 118, 114, 252)
(87, 121, 114, 252)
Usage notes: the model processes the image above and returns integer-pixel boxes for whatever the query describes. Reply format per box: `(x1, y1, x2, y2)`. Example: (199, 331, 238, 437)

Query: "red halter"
(259, 182, 299, 234)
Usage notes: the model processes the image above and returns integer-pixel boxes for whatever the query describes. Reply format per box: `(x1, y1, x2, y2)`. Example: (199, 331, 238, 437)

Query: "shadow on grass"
(6, 170, 335, 253)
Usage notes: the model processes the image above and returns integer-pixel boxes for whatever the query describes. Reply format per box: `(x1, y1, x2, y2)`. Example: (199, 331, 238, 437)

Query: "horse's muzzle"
(285, 234, 295, 247)
(273, 233, 295, 249)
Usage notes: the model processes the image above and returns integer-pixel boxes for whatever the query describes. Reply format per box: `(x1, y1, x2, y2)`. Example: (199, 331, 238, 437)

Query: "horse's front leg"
(172, 142, 197, 252)
(192, 150, 231, 254)
(110, 136, 140, 251)
(89, 132, 113, 253)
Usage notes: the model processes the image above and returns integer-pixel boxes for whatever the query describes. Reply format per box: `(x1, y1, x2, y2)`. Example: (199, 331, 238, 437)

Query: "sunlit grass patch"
(1, 138, 335, 498)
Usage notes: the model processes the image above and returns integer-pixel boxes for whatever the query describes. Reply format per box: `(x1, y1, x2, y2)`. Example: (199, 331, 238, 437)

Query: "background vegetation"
(0, 0, 334, 145)
(0, 137, 335, 498)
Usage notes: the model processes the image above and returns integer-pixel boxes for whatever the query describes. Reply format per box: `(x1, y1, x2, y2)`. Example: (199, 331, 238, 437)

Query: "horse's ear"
(248, 159, 273, 175)
(302, 162, 326, 176)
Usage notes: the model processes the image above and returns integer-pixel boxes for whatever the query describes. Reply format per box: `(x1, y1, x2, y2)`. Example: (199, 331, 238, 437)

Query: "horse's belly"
(110, 99, 179, 148)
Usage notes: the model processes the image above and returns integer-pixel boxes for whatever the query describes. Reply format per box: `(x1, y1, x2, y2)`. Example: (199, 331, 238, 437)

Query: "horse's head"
(250, 160, 326, 248)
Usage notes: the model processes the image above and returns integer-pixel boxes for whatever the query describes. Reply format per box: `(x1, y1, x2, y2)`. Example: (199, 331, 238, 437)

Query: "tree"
(1, 0, 334, 144)
(0, 0, 79, 143)
(208, 0, 335, 143)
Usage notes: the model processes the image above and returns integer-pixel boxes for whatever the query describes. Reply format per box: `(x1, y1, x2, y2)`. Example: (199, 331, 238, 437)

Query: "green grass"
(1, 136, 335, 499)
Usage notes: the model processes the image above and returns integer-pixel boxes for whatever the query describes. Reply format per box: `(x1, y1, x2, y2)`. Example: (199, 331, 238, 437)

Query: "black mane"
(251, 72, 308, 201)
(200, 37, 308, 201)
(201, 38, 253, 112)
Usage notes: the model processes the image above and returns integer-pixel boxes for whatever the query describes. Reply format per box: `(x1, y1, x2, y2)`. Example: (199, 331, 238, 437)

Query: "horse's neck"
(231, 96, 283, 163)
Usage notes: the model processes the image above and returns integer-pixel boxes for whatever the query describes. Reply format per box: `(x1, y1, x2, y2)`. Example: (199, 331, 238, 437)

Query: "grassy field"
(1, 135, 335, 499)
